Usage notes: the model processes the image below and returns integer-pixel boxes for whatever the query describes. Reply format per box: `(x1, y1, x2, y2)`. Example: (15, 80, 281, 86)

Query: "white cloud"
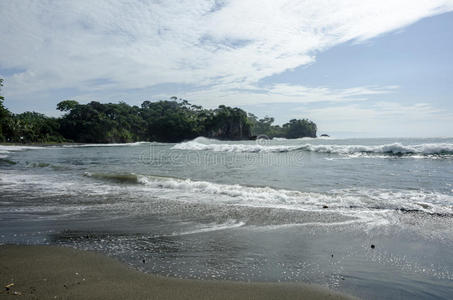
(294, 102, 453, 137)
(177, 84, 398, 107)
(1, 0, 452, 104)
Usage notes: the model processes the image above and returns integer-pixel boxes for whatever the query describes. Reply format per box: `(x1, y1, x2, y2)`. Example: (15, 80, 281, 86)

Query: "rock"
(371, 244, 375, 249)
(322, 205, 328, 209)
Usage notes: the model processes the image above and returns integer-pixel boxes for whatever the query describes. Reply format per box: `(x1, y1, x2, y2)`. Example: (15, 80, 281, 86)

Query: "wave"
(3, 170, 453, 227)
(172, 138, 453, 156)
(172, 138, 301, 153)
(301, 143, 453, 155)
(140, 176, 453, 214)
(62, 142, 152, 148)
(25, 162, 70, 170)
(0, 158, 17, 165)
(0, 145, 45, 158)
(80, 172, 453, 222)
(273, 136, 333, 141)
(83, 172, 141, 184)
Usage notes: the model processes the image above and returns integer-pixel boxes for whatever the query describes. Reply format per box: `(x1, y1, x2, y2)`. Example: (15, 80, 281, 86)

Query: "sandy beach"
(0, 245, 355, 299)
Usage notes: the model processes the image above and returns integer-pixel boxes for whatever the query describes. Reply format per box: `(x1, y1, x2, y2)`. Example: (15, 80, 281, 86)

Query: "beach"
(0, 245, 353, 299)
(1, 139, 453, 299)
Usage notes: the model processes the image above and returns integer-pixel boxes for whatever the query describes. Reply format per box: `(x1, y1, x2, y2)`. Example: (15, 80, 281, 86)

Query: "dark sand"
(0, 245, 355, 299)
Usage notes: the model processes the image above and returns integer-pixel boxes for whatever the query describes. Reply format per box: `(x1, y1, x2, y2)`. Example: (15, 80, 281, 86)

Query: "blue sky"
(1, 0, 453, 137)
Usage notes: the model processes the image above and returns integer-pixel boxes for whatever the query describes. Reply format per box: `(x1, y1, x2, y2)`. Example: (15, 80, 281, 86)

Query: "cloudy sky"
(1, 0, 453, 137)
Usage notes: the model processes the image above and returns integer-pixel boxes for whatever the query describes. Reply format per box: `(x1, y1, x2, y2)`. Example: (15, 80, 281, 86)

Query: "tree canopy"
(248, 114, 317, 138)
(0, 78, 317, 143)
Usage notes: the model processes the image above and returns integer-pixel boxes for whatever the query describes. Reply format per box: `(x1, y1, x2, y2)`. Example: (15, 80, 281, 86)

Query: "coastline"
(0, 245, 355, 299)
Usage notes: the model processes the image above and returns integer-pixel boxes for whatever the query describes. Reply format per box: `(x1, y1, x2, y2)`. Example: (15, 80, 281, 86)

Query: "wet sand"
(0, 245, 355, 299)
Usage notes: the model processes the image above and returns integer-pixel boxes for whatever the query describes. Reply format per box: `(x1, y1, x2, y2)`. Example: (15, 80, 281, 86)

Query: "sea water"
(1, 137, 453, 299)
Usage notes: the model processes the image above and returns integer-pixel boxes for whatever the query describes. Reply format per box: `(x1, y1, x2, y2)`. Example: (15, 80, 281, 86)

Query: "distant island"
(0, 79, 317, 143)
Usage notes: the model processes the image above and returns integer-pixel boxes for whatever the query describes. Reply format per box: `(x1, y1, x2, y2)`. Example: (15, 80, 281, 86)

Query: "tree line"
(0, 79, 317, 143)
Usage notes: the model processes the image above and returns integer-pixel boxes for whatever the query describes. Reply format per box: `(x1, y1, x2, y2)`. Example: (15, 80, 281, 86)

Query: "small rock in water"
(323, 205, 328, 209)
(371, 244, 375, 249)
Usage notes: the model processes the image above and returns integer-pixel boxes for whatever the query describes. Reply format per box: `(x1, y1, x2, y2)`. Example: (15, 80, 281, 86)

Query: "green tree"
(284, 119, 317, 138)
(57, 100, 79, 112)
(4, 111, 64, 143)
(0, 78, 12, 142)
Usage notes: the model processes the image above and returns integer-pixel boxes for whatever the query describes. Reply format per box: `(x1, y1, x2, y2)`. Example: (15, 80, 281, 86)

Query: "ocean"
(1, 137, 453, 299)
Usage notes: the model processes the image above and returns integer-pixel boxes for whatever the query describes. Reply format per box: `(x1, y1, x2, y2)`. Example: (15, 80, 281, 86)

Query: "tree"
(250, 116, 275, 136)
(0, 89, 317, 143)
(0, 78, 12, 142)
(57, 100, 79, 112)
(204, 105, 251, 140)
(247, 111, 316, 139)
(284, 119, 317, 138)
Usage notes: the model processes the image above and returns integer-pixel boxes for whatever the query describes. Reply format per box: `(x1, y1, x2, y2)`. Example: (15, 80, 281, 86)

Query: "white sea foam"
(3, 171, 453, 227)
(302, 143, 453, 155)
(62, 141, 151, 148)
(135, 175, 453, 224)
(172, 137, 301, 153)
(0, 145, 45, 158)
(167, 220, 245, 236)
(172, 138, 453, 156)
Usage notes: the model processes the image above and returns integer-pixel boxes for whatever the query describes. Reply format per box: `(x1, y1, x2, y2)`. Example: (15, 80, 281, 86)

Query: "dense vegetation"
(0, 78, 317, 143)
(248, 114, 317, 138)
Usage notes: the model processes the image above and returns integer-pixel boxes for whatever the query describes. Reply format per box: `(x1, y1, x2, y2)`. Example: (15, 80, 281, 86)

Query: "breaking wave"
(62, 142, 152, 148)
(299, 143, 453, 156)
(83, 172, 141, 184)
(172, 138, 453, 156)
(3, 170, 453, 227)
(0, 145, 45, 158)
(81, 172, 453, 224)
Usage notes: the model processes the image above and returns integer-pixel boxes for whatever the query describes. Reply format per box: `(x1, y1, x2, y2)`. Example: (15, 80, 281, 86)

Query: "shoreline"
(0, 245, 355, 299)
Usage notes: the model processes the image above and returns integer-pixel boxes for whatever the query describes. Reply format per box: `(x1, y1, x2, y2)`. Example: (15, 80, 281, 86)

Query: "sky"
(1, 0, 453, 137)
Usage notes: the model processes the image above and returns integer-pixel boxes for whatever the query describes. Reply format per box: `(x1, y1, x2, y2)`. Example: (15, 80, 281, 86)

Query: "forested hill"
(0, 79, 317, 143)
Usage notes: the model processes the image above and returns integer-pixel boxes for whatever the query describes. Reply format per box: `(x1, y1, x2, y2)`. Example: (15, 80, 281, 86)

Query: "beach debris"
(5, 283, 14, 291)
(322, 205, 328, 209)
(371, 244, 375, 249)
